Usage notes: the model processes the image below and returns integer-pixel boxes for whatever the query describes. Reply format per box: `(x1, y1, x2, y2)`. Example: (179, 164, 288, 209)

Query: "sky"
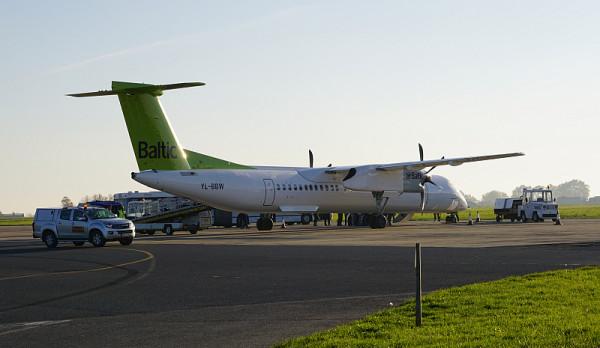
(1, 0, 599, 214)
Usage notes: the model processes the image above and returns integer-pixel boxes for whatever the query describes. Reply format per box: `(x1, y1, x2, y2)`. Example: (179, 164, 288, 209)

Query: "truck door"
(71, 209, 88, 239)
(57, 209, 73, 237)
(263, 179, 275, 206)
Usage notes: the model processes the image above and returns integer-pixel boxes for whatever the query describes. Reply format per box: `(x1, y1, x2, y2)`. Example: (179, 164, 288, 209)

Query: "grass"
(0, 217, 33, 226)
(411, 205, 600, 221)
(276, 267, 600, 347)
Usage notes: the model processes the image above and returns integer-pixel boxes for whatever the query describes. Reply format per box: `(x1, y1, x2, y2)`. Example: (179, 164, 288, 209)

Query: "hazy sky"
(2, 0, 599, 214)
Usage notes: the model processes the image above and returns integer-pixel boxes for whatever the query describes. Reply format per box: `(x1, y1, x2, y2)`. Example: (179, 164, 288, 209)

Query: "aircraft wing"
(374, 152, 524, 171)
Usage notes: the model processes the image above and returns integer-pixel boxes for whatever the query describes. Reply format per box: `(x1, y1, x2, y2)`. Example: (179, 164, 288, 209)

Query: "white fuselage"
(132, 168, 468, 214)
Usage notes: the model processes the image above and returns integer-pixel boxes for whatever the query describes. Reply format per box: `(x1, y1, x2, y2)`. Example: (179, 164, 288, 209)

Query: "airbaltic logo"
(138, 141, 178, 159)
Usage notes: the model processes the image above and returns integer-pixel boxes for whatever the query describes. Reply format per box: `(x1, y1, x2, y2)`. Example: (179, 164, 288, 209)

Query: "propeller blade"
(418, 143, 424, 162)
(424, 156, 444, 175)
(309, 149, 314, 168)
(419, 184, 426, 211)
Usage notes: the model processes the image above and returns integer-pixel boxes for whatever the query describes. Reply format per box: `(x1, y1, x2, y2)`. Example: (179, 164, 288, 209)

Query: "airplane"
(68, 81, 524, 230)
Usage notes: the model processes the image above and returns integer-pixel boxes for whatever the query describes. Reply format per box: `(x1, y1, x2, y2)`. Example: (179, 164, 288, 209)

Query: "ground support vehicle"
(494, 198, 523, 222)
(114, 191, 211, 235)
(132, 205, 212, 235)
(518, 189, 559, 223)
(33, 207, 135, 248)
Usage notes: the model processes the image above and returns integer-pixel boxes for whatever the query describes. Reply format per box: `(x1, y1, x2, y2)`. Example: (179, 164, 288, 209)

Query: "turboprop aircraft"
(68, 81, 524, 230)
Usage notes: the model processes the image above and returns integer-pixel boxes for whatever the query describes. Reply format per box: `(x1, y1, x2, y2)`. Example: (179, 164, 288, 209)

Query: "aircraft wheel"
(237, 214, 249, 229)
(375, 214, 387, 229)
(257, 217, 274, 231)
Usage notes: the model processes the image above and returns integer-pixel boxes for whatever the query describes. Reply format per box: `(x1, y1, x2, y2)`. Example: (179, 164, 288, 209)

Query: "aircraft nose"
(457, 192, 468, 210)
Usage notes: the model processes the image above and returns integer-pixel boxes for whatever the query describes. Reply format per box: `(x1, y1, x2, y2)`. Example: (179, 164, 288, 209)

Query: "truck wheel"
(520, 212, 528, 223)
(163, 225, 173, 236)
(73, 241, 85, 246)
(496, 215, 501, 223)
(510, 218, 515, 223)
(532, 212, 540, 222)
(43, 231, 58, 249)
(300, 214, 312, 225)
(119, 237, 133, 246)
(90, 230, 106, 247)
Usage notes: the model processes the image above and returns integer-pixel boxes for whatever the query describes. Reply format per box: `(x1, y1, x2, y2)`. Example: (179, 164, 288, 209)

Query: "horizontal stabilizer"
(67, 81, 205, 97)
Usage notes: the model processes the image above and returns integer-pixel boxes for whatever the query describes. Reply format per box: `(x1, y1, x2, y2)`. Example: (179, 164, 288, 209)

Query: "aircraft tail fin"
(68, 81, 202, 171)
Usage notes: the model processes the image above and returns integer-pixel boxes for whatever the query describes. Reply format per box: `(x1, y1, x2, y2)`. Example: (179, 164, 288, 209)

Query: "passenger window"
(276, 184, 280, 190)
(325, 185, 329, 191)
(299, 185, 303, 191)
(282, 185, 286, 191)
(73, 209, 85, 221)
(288, 184, 292, 191)
(293, 184, 298, 191)
(60, 209, 71, 220)
(304, 185, 308, 191)
(309, 185, 313, 191)
(319, 185, 324, 191)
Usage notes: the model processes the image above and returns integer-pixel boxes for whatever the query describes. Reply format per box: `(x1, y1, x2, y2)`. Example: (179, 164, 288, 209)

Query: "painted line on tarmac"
(0, 248, 154, 282)
(0, 319, 71, 336)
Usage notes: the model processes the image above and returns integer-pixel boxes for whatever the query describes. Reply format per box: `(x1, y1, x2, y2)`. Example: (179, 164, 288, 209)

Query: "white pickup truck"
(33, 207, 135, 248)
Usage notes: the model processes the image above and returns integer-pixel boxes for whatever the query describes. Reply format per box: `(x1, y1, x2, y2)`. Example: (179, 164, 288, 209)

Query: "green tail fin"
(184, 149, 250, 169)
(68, 81, 252, 171)
(112, 81, 191, 170)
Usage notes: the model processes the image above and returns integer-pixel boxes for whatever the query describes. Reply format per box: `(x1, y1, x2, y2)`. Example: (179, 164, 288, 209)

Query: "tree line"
(60, 193, 115, 208)
(463, 179, 592, 207)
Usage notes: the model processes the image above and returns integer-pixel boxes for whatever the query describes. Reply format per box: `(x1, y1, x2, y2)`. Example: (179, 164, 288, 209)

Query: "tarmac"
(1, 219, 599, 347)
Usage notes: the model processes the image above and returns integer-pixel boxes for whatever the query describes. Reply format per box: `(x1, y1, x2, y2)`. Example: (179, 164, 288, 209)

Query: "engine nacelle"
(342, 167, 425, 192)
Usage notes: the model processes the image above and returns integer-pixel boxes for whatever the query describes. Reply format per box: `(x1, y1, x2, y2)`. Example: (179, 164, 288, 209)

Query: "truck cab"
(518, 189, 559, 222)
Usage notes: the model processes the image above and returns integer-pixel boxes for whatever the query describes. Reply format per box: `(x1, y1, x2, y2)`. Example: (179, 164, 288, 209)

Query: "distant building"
(0, 212, 25, 219)
(588, 196, 600, 204)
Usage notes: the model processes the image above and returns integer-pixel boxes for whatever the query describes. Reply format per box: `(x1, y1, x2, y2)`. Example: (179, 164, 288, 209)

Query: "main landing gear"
(256, 215, 274, 231)
(368, 191, 389, 229)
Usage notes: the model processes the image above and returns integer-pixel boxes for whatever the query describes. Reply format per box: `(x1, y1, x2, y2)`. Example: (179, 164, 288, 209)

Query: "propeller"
(417, 143, 441, 211)
(309, 149, 314, 168)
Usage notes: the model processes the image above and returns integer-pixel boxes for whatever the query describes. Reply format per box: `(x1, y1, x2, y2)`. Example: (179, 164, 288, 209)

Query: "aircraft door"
(263, 179, 275, 206)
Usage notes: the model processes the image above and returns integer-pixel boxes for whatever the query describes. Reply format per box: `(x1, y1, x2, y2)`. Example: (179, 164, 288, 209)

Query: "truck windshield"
(86, 208, 116, 220)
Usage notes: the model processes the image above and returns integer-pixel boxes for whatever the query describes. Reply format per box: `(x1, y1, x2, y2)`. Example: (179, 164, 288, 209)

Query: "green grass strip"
(0, 217, 33, 226)
(411, 205, 600, 221)
(276, 267, 600, 347)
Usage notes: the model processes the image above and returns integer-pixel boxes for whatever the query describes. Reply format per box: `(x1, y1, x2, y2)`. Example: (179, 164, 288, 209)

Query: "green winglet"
(68, 81, 252, 171)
